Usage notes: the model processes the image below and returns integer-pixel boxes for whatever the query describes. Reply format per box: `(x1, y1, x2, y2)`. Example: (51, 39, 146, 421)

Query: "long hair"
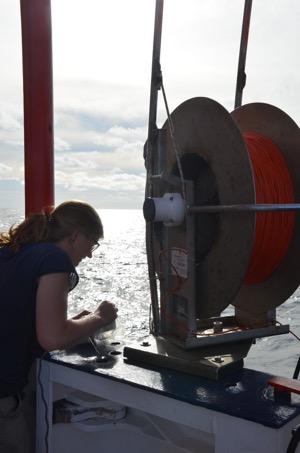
(0, 200, 103, 253)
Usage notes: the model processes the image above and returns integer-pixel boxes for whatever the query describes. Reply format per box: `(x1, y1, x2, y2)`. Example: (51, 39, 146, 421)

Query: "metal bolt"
(213, 356, 224, 363)
(213, 321, 223, 333)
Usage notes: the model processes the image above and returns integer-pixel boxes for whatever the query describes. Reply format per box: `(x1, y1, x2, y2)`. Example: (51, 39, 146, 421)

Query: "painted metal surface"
(37, 357, 300, 453)
(47, 342, 300, 430)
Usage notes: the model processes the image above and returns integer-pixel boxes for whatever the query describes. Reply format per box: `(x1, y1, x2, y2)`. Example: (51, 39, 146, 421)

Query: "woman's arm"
(36, 272, 117, 351)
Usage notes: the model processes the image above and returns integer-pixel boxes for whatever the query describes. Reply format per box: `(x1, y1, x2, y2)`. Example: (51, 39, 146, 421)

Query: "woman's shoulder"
(31, 243, 78, 290)
(24, 242, 66, 255)
(20, 242, 72, 266)
(26, 242, 76, 273)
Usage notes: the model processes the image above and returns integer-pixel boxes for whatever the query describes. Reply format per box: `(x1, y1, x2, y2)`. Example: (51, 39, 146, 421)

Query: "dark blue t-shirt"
(0, 242, 78, 397)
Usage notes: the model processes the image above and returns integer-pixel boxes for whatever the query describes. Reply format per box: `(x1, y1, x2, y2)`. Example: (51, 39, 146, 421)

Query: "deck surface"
(47, 340, 300, 430)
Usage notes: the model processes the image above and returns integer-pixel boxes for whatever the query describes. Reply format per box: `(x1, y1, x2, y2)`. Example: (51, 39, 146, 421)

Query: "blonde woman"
(0, 200, 118, 452)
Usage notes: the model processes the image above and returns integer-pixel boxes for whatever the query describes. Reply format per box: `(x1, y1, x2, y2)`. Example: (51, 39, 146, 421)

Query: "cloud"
(53, 123, 147, 195)
(54, 136, 71, 152)
(55, 154, 96, 170)
(0, 102, 23, 133)
(1, 0, 300, 211)
(93, 125, 146, 151)
(55, 168, 145, 192)
(0, 163, 13, 174)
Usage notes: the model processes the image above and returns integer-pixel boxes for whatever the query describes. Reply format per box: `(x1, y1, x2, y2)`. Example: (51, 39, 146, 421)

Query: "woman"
(0, 200, 118, 452)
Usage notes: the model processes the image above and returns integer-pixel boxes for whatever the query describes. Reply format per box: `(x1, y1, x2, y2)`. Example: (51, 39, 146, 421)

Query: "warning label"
(171, 249, 188, 279)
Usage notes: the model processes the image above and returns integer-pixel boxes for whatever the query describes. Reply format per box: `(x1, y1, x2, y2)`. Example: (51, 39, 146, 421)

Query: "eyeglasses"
(91, 241, 100, 252)
(83, 232, 100, 252)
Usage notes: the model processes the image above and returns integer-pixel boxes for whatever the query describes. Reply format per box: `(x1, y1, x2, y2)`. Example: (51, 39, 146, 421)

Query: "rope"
(243, 133, 294, 284)
(161, 82, 186, 202)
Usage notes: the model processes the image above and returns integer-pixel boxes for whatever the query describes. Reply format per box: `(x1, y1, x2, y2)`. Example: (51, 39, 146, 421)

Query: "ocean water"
(1, 208, 300, 379)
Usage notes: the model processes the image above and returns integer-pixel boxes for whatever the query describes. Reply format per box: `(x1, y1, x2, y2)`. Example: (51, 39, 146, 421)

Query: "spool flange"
(158, 97, 255, 318)
(231, 102, 300, 312)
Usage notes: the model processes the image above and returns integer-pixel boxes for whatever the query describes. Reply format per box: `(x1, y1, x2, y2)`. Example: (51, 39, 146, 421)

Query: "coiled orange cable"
(243, 133, 294, 285)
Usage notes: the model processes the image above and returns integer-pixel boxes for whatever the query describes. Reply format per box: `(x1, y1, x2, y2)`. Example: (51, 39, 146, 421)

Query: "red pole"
(20, 0, 54, 216)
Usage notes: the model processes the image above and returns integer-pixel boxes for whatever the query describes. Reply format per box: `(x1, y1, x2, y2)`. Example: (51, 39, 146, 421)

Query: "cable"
(37, 353, 50, 453)
(243, 133, 295, 284)
(161, 82, 186, 202)
(158, 248, 189, 333)
(286, 424, 300, 453)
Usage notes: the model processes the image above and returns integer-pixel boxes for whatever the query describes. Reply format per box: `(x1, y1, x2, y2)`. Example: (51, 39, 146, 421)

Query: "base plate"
(123, 336, 254, 380)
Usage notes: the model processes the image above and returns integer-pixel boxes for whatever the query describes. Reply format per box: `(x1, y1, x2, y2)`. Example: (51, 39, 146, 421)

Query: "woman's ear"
(70, 230, 79, 243)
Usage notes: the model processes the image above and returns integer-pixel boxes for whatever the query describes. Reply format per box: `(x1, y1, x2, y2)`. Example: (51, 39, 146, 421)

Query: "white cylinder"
(149, 192, 185, 227)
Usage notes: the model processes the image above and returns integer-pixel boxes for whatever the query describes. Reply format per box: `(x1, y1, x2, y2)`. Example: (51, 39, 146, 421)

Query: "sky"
(1, 0, 300, 210)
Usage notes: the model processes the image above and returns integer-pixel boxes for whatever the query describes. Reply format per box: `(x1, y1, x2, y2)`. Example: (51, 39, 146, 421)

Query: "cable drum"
(243, 132, 295, 285)
(231, 102, 300, 313)
(151, 98, 300, 318)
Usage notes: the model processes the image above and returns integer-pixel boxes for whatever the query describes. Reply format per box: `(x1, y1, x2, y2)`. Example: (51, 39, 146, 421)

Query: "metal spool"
(154, 97, 300, 318)
(231, 102, 300, 313)
(157, 97, 254, 318)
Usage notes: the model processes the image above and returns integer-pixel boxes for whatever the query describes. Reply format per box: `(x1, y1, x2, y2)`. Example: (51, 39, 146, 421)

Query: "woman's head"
(49, 201, 103, 244)
(0, 200, 103, 252)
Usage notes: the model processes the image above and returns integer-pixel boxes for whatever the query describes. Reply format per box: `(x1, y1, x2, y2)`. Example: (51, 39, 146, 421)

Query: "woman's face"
(68, 231, 99, 266)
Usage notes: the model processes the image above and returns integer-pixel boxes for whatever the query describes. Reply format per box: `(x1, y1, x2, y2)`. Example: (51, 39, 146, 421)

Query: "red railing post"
(20, 0, 54, 215)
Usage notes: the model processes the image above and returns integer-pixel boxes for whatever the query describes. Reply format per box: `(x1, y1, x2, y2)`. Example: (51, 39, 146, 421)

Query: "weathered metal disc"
(159, 97, 256, 318)
(231, 102, 300, 313)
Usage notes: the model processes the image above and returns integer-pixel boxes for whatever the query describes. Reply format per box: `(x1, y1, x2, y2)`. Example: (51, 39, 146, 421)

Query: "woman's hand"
(36, 273, 119, 351)
(72, 310, 91, 320)
(94, 300, 118, 326)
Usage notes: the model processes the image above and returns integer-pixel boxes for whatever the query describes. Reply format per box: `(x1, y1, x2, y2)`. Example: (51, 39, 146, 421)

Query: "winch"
(123, 0, 300, 380)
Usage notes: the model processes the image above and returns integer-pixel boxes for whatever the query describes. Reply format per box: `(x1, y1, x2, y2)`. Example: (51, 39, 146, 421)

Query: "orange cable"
(243, 133, 294, 284)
